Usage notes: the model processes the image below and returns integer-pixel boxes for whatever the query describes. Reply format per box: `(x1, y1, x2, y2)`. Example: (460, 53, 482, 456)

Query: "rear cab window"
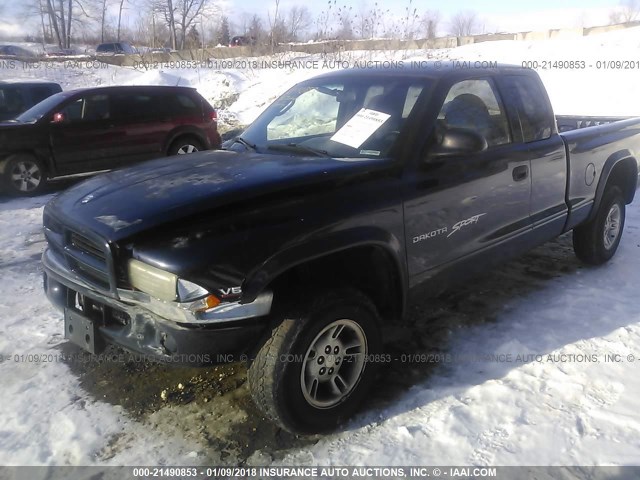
(498, 75, 554, 143)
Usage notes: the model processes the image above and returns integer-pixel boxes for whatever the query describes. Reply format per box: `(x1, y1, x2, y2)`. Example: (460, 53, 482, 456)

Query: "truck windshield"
(16, 92, 70, 123)
(237, 76, 432, 159)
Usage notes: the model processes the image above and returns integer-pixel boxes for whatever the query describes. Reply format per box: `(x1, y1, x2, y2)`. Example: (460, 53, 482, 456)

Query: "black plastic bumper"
(43, 269, 268, 366)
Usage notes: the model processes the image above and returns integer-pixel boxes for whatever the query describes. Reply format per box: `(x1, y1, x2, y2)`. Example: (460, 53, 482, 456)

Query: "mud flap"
(64, 308, 105, 355)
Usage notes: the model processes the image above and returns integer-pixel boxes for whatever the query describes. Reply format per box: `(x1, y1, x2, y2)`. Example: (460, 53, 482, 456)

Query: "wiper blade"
(267, 143, 329, 157)
(231, 136, 257, 151)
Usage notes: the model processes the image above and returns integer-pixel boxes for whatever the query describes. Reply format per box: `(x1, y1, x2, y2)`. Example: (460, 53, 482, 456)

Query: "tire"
(248, 288, 382, 434)
(168, 136, 204, 156)
(3, 154, 47, 196)
(573, 186, 626, 265)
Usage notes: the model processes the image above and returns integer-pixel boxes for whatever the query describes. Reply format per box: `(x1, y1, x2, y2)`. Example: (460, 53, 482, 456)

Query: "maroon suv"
(0, 85, 222, 196)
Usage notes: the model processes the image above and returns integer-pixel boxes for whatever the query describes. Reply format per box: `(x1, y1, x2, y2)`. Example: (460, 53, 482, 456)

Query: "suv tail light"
(209, 110, 217, 122)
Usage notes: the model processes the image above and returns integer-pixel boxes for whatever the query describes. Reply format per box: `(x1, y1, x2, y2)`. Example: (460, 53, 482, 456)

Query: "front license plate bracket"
(64, 308, 105, 355)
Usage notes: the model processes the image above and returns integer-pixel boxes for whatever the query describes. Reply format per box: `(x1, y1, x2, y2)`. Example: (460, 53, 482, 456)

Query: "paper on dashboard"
(330, 108, 391, 148)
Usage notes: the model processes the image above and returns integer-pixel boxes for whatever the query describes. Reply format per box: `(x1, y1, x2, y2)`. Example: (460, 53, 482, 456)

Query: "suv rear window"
(164, 93, 200, 116)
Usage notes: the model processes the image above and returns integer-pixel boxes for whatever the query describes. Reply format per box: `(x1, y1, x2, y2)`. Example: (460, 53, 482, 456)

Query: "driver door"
(404, 77, 532, 279)
(49, 93, 123, 175)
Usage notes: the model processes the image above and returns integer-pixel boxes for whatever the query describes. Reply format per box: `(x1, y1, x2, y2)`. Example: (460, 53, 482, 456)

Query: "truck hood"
(45, 149, 390, 241)
(0, 120, 26, 128)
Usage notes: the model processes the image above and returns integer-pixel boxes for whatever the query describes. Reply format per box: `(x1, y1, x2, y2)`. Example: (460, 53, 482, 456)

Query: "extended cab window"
(438, 79, 511, 147)
(502, 76, 553, 142)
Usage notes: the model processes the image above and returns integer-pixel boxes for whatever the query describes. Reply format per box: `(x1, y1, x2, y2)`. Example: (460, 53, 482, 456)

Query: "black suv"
(0, 85, 221, 195)
(0, 81, 62, 121)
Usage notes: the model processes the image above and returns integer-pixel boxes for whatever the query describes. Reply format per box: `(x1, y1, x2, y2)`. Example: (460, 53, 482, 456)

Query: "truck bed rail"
(556, 115, 634, 133)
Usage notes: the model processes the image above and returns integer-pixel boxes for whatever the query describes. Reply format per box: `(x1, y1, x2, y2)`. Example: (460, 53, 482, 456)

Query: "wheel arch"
(164, 128, 208, 154)
(242, 230, 408, 324)
(588, 151, 638, 223)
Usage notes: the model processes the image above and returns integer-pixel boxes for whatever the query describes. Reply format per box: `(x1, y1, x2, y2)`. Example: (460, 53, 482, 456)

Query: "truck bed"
(560, 116, 640, 230)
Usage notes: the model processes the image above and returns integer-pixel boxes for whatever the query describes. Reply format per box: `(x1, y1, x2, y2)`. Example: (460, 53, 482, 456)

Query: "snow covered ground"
(1, 27, 640, 467)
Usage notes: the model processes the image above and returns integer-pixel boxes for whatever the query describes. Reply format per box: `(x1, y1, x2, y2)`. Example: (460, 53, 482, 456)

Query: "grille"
(71, 233, 106, 261)
(65, 232, 111, 291)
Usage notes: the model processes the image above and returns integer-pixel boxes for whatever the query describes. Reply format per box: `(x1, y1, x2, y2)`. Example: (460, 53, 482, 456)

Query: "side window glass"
(502, 76, 553, 142)
(63, 94, 110, 122)
(62, 98, 84, 122)
(30, 87, 54, 105)
(115, 94, 155, 121)
(0, 87, 26, 115)
(403, 85, 424, 118)
(438, 79, 511, 147)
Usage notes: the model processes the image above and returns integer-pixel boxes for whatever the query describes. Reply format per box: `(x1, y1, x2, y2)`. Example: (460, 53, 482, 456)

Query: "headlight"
(128, 259, 178, 302)
(127, 259, 211, 303)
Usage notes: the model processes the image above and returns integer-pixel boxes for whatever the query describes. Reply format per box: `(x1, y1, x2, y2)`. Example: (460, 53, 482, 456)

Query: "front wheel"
(3, 154, 47, 196)
(247, 289, 382, 434)
(573, 186, 626, 265)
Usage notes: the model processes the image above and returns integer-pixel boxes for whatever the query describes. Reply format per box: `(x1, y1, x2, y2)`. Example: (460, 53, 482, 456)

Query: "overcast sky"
(0, 0, 626, 38)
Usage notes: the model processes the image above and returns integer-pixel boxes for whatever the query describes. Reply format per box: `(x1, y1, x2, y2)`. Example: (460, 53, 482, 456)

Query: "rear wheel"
(247, 288, 382, 434)
(573, 186, 626, 265)
(3, 154, 47, 196)
(168, 137, 204, 156)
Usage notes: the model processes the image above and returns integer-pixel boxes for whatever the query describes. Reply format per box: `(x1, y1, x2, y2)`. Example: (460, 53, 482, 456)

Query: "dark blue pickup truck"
(42, 64, 640, 433)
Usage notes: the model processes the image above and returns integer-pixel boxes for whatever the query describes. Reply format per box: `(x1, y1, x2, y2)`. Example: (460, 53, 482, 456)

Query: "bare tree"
(40, 0, 90, 48)
(267, 0, 280, 49)
(176, 0, 208, 49)
(610, 0, 640, 23)
(287, 6, 312, 41)
(217, 15, 230, 45)
(421, 10, 440, 39)
(98, 0, 110, 42)
(449, 10, 478, 36)
(152, 0, 209, 50)
(353, 2, 386, 39)
(20, 0, 51, 43)
(246, 14, 266, 44)
(117, 0, 128, 41)
(400, 0, 419, 39)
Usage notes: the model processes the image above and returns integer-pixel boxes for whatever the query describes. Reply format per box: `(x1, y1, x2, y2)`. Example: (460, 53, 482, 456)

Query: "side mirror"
(51, 112, 65, 124)
(428, 127, 488, 159)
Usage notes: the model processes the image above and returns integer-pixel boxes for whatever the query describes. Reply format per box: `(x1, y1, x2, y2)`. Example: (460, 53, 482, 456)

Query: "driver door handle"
(512, 165, 529, 182)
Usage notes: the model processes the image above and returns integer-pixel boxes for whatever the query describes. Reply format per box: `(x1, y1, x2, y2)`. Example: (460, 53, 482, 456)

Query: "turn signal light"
(204, 295, 221, 309)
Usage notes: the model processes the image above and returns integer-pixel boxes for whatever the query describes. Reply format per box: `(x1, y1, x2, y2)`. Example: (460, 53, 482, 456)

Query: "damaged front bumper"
(42, 248, 270, 365)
